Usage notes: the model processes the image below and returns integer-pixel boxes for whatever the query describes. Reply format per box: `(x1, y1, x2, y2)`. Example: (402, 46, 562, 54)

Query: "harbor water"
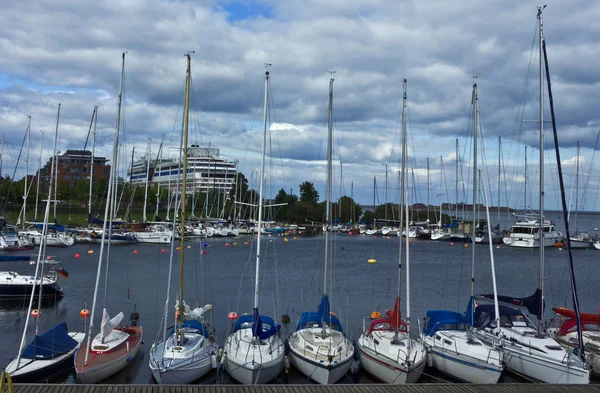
(0, 221, 599, 384)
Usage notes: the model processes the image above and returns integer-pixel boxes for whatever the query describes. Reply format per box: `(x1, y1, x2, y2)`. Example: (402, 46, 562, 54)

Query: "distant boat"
(0, 270, 64, 299)
(0, 256, 31, 262)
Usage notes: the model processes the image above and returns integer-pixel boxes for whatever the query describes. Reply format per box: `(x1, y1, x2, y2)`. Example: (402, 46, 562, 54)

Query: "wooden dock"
(5, 385, 600, 393)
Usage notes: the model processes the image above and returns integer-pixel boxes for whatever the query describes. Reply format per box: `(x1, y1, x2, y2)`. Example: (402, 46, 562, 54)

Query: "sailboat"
(567, 142, 593, 248)
(470, 8, 589, 384)
(420, 83, 503, 384)
(4, 105, 84, 382)
(356, 79, 427, 384)
(74, 52, 143, 384)
(287, 77, 354, 385)
(148, 53, 217, 385)
(223, 67, 285, 385)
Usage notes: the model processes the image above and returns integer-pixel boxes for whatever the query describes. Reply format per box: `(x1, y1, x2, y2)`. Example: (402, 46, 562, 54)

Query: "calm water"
(1, 227, 599, 384)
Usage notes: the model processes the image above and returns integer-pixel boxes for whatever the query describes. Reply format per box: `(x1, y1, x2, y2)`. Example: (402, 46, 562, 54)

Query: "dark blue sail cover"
(296, 295, 344, 333)
(422, 310, 467, 336)
(468, 303, 522, 329)
(476, 288, 543, 319)
(21, 322, 77, 359)
(233, 308, 280, 340)
(170, 320, 209, 338)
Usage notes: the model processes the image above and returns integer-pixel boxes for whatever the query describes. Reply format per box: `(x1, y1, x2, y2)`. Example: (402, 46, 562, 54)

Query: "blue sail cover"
(477, 288, 543, 319)
(469, 304, 523, 329)
(170, 320, 209, 338)
(21, 322, 77, 359)
(422, 310, 467, 336)
(233, 308, 280, 340)
(296, 295, 344, 333)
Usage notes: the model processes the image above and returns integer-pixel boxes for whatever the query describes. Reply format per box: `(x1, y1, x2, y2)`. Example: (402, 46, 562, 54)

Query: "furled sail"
(100, 309, 124, 339)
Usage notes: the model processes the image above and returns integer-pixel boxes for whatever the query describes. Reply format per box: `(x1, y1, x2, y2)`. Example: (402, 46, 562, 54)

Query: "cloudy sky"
(1, 0, 599, 213)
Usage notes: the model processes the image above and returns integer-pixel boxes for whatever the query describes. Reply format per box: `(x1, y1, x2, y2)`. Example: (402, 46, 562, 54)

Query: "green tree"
(362, 210, 374, 225)
(337, 195, 362, 224)
(299, 181, 319, 206)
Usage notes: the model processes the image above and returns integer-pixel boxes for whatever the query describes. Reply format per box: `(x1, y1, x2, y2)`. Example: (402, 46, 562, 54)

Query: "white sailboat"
(471, 8, 589, 384)
(357, 79, 427, 384)
(5, 105, 84, 382)
(223, 67, 285, 385)
(287, 77, 354, 385)
(420, 83, 503, 384)
(74, 53, 143, 384)
(148, 53, 217, 385)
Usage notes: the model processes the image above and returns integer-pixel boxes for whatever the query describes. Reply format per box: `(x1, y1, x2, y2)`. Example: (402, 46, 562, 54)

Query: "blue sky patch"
(219, 1, 273, 22)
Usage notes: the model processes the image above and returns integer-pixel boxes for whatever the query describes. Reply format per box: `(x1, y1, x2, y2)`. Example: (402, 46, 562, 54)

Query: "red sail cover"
(386, 297, 402, 329)
(553, 307, 600, 323)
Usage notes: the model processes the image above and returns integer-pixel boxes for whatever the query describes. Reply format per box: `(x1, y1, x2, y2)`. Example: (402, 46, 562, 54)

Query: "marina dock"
(5, 385, 600, 393)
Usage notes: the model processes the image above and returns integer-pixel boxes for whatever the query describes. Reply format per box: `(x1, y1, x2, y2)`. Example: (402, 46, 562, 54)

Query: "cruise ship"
(129, 145, 237, 194)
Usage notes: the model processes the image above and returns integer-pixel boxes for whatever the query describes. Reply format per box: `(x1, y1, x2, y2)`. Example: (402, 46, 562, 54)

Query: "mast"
(524, 146, 528, 211)
(426, 157, 430, 222)
(541, 8, 585, 359)
(22, 115, 31, 228)
(0, 134, 3, 178)
(402, 79, 411, 351)
(52, 105, 61, 221)
(178, 53, 192, 331)
(88, 107, 97, 217)
(384, 164, 388, 221)
(154, 135, 165, 220)
(35, 131, 44, 220)
(85, 53, 125, 364)
(470, 84, 478, 339)
(143, 138, 152, 223)
(351, 181, 354, 225)
(455, 138, 459, 219)
(373, 176, 376, 227)
(574, 141, 579, 233)
(537, 5, 545, 336)
(497, 136, 501, 225)
(253, 65, 270, 327)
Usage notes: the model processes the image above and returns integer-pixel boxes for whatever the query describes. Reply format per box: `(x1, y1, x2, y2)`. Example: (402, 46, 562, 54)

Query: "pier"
(4, 385, 600, 393)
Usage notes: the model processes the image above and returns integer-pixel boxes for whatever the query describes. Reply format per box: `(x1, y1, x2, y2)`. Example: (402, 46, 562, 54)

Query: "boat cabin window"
(499, 314, 535, 329)
(567, 323, 600, 333)
(438, 323, 467, 331)
(372, 322, 391, 331)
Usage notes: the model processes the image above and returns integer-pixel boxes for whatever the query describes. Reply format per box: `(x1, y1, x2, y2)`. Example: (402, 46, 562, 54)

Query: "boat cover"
(470, 303, 522, 329)
(233, 308, 280, 339)
(296, 295, 343, 333)
(170, 320, 209, 338)
(21, 322, 78, 359)
(476, 288, 543, 318)
(423, 310, 467, 336)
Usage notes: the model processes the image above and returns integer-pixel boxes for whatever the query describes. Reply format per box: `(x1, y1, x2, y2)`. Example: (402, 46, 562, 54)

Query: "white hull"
(224, 328, 285, 384)
(134, 232, 172, 244)
(547, 329, 600, 376)
(568, 238, 594, 249)
(421, 332, 502, 384)
(288, 348, 351, 384)
(149, 342, 214, 384)
(357, 334, 426, 384)
(507, 231, 564, 248)
(31, 235, 74, 247)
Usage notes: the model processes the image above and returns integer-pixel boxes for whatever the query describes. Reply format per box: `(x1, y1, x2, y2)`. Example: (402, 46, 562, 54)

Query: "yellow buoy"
(496, 245, 501, 249)
(371, 311, 381, 319)
(284, 238, 288, 242)
(244, 241, 249, 245)
(386, 236, 390, 239)
(176, 246, 181, 251)
(87, 250, 94, 254)
(233, 242, 237, 246)
(293, 237, 296, 240)
(368, 259, 376, 264)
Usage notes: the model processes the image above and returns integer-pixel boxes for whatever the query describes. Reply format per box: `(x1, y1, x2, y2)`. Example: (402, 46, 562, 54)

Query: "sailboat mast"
(323, 76, 333, 301)
(85, 53, 125, 365)
(155, 135, 165, 220)
(178, 54, 192, 321)
(143, 138, 152, 223)
(524, 146, 528, 210)
(373, 176, 376, 227)
(23, 115, 31, 228)
(402, 79, 411, 348)
(52, 106, 61, 221)
(426, 157, 430, 222)
(384, 164, 388, 220)
(575, 141, 579, 233)
(455, 138, 459, 219)
(537, 6, 545, 336)
(253, 67, 270, 313)
(470, 83, 478, 299)
(35, 131, 44, 220)
(497, 136, 501, 225)
(88, 107, 97, 217)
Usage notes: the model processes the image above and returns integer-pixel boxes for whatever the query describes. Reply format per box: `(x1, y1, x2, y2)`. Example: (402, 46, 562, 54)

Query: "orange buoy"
(371, 311, 381, 319)
(464, 243, 468, 248)
(74, 253, 81, 258)
(244, 241, 249, 245)
(293, 237, 296, 240)
(176, 246, 181, 251)
(31, 309, 40, 317)
(233, 242, 237, 246)
(80, 308, 90, 317)
(284, 238, 288, 242)
(87, 249, 94, 254)
(409, 238, 413, 243)
(496, 245, 501, 249)
(161, 249, 167, 252)
(133, 249, 139, 254)
(228, 312, 239, 320)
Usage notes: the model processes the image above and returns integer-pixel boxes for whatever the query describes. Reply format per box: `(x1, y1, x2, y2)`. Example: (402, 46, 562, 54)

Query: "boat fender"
(281, 314, 290, 323)
(211, 354, 217, 369)
(283, 355, 290, 372)
(426, 353, 433, 368)
(217, 347, 224, 362)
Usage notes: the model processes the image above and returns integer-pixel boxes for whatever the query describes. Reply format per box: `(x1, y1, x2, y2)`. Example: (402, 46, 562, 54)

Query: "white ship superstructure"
(129, 145, 237, 194)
